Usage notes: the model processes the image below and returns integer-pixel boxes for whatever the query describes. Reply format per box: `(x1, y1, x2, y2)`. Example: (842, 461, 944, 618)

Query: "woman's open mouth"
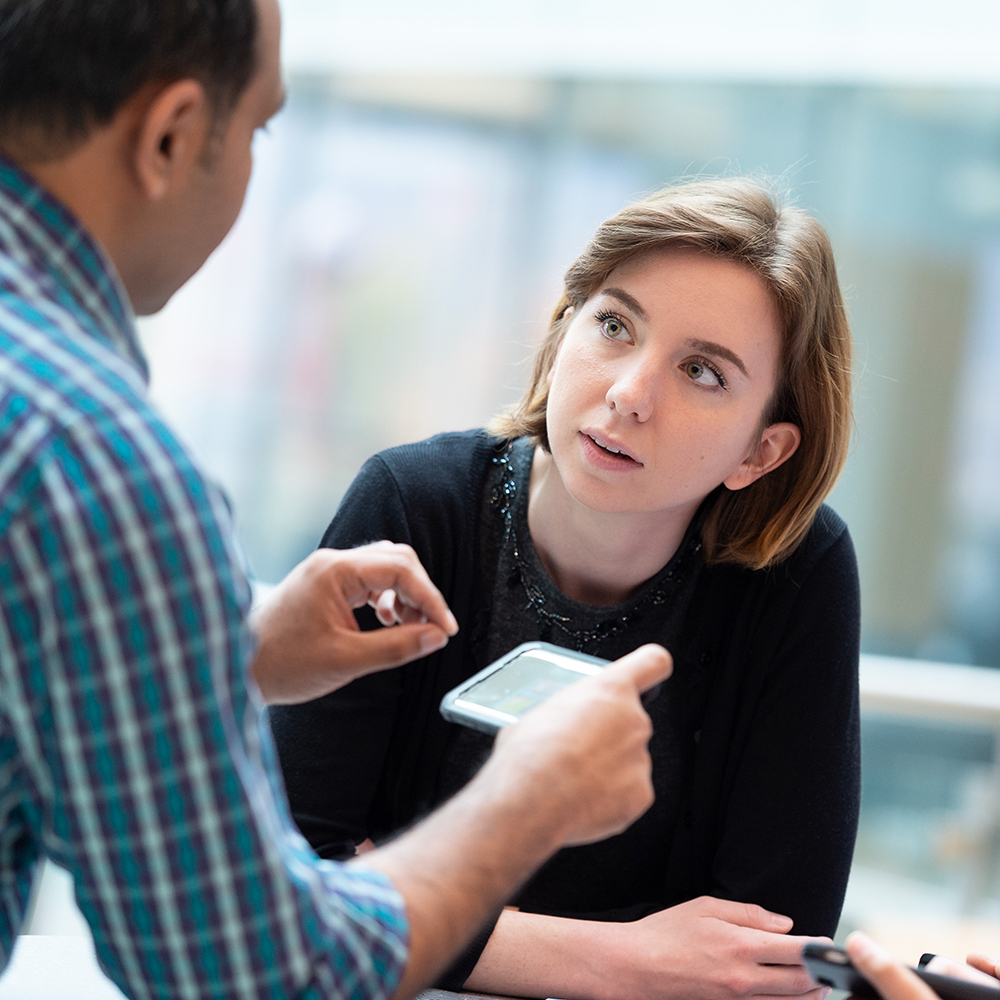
(580, 431, 642, 470)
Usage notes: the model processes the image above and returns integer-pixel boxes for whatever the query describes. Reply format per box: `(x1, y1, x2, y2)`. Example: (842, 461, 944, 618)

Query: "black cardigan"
(270, 429, 861, 949)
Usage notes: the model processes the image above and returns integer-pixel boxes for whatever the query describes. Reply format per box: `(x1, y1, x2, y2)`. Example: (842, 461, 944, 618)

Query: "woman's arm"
(705, 523, 862, 935)
(464, 899, 828, 1000)
(464, 522, 860, 999)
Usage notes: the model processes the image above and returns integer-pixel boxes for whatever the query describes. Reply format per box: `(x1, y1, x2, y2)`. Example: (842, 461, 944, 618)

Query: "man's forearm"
(355, 645, 670, 1000)
(357, 754, 567, 1000)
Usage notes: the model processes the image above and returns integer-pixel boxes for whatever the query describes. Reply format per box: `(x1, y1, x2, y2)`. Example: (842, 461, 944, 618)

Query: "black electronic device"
(802, 943, 1000, 1000)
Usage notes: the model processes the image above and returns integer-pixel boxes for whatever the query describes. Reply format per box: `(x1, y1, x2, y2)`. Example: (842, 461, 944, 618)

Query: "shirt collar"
(0, 153, 149, 383)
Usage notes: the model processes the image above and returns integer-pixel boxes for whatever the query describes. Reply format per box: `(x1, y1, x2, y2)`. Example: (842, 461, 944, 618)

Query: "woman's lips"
(580, 431, 642, 471)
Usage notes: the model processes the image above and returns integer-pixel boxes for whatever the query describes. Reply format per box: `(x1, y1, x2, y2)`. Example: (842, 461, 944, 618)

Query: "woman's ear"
(723, 422, 801, 491)
(546, 305, 575, 388)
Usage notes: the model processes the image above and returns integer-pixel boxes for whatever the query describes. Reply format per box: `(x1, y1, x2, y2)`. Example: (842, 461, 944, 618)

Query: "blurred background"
(119, 0, 1000, 965)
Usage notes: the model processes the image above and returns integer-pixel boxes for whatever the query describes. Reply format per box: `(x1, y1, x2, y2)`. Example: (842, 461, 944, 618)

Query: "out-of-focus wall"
(281, 0, 1000, 87)
(141, 76, 1000, 671)
(134, 2, 1000, 945)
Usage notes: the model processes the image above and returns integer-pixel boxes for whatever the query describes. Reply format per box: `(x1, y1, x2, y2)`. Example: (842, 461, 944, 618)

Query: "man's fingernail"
(420, 631, 448, 654)
(446, 611, 459, 634)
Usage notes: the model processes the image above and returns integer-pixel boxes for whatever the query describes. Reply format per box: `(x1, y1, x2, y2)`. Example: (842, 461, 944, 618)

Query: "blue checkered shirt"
(0, 157, 409, 999)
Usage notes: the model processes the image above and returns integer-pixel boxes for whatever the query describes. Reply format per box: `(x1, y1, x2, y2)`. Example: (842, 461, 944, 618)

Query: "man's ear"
(133, 80, 210, 201)
(723, 421, 801, 491)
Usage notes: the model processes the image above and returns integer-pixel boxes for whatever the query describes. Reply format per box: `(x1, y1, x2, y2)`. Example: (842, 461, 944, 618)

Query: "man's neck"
(526, 446, 697, 607)
(18, 137, 134, 270)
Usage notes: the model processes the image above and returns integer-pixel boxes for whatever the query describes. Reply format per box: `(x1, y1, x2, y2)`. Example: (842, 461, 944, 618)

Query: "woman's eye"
(683, 359, 724, 388)
(599, 315, 630, 341)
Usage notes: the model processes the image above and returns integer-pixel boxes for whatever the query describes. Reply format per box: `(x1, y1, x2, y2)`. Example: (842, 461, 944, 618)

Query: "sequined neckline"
(490, 439, 702, 651)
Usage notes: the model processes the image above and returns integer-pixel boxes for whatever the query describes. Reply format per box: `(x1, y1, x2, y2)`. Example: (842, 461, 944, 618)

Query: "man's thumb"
(604, 644, 673, 693)
(340, 623, 450, 674)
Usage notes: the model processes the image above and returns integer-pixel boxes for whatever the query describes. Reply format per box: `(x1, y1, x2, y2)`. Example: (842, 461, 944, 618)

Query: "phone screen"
(461, 651, 589, 719)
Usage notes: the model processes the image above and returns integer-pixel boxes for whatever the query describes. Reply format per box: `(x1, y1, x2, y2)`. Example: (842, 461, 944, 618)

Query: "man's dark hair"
(0, 0, 258, 156)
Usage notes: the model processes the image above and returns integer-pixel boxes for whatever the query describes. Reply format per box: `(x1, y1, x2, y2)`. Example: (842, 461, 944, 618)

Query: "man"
(0, 1, 672, 998)
(844, 933, 1000, 1000)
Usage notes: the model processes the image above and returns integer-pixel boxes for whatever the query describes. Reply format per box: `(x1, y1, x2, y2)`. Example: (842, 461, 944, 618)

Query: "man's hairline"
(0, 0, 264, 169)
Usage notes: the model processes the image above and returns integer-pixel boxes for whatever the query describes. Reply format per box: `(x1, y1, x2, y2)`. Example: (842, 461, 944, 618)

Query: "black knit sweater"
(270, 430, 861, 983)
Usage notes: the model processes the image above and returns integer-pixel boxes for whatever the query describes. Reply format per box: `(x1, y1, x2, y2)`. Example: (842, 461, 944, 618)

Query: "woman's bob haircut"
(490, 177, 853, 570)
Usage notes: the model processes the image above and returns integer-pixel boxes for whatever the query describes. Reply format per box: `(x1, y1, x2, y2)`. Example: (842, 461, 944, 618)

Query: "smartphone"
(802, 944, 1000, 1000)
(439, 642, 609, 735)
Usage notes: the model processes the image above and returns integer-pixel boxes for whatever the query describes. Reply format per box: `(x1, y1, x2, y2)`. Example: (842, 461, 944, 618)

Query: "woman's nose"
(606, 359, 657, 422)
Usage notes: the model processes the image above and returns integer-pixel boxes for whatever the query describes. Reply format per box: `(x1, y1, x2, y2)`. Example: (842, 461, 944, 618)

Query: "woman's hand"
(600, 896, 831, 1000)
(845, 933, 1000, 1000)
(466, 896, 832, 1000)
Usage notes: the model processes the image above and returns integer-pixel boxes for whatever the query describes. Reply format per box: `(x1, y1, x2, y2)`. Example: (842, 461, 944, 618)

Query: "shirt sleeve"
(707, 527, 862, 937)
(0, 416, 409, 1000)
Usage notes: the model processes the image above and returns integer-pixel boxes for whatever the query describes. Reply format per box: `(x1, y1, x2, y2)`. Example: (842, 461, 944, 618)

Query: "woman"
(270, 177, 861, 1000)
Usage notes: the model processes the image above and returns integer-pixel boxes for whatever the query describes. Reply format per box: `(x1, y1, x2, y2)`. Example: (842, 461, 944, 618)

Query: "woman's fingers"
(845, 932, 939, 1000)
(754, 990, 829, 1000)
(695, 896, 794, 933)
(741, 959, 822, 996)
(752, 934, 833, 968)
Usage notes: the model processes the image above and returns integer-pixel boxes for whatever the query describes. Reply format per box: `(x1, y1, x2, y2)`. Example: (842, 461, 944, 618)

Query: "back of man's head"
(0, 0, 258, 162)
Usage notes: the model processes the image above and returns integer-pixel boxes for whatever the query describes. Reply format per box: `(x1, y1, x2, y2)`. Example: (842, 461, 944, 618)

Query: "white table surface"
(0, 936, 127, 1000)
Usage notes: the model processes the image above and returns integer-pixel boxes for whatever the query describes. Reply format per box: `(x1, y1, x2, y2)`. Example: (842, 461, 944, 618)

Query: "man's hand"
(485, 643, 673, 847)
(965, 954, 1000, 983)
(922, 953, 1000, 987)
(250, 542, 458, 705)
(361, 643, 672, 1000)
(845, 933, 1000, 1000)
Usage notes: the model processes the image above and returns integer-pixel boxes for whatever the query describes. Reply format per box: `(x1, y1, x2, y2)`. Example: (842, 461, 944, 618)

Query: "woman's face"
(544, 246, 793, 518)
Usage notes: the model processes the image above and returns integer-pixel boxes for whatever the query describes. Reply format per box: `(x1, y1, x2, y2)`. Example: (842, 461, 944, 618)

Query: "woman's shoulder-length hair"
(489, 177, 853, 571)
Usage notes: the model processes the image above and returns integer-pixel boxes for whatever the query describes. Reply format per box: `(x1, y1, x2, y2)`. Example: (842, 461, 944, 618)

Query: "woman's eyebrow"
(688, 339, 749, 378)
(601, 287, 649, 321)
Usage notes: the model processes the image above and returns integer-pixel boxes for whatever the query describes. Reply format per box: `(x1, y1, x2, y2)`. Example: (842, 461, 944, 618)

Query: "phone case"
(802, 944, 1000, 1000)
(439, 641, 608, 735)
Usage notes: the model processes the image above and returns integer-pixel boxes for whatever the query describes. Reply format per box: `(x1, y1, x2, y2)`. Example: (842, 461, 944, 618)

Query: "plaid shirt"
(0, 156, 408, 1000)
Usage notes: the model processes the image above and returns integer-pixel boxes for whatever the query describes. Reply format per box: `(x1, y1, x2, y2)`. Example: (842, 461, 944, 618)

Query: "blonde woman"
(271, 178, 859, 1000)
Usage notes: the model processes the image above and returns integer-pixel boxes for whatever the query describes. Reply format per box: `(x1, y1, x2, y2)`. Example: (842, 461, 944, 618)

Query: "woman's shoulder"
(772, 504, 854, 572)
(696, 503, 856, 608)
(781, 503, 855, 580)
(339, 430, 509, 547)
(370, 429, 504, 494)
(686, 505, 860, 681)
(325, 430, 509, 568)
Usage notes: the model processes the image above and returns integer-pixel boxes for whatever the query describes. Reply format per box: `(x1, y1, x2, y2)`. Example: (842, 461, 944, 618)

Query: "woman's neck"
(526, 445, 698, 607)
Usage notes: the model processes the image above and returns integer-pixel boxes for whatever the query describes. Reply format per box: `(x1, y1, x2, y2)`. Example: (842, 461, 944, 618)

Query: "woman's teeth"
(592, 436, 631, 459)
